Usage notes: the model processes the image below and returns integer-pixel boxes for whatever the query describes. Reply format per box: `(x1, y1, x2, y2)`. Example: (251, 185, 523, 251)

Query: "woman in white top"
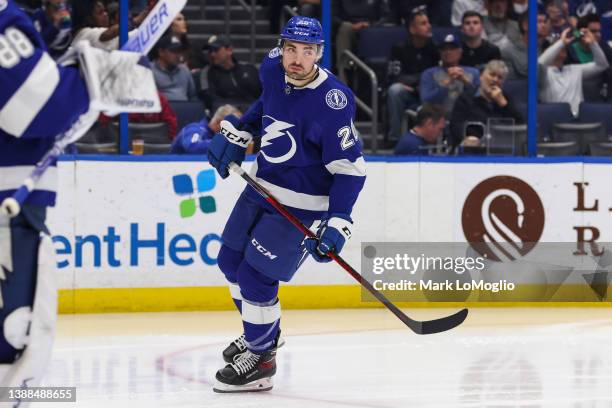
(71, 0, 153, 51)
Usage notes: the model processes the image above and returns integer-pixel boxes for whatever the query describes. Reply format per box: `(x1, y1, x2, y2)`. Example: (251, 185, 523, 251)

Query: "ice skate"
(213, 349, 276, 393)
(222, 331, 285, 363)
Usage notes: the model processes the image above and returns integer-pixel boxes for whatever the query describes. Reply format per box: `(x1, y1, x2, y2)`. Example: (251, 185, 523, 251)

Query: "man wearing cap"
(152, 33, 197, 101)
(198, 35, 262, 112)
(420, 33, 480, 115)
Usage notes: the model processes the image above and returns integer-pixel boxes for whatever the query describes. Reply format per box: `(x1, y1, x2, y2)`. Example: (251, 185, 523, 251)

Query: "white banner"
(48, 158, 612, 290)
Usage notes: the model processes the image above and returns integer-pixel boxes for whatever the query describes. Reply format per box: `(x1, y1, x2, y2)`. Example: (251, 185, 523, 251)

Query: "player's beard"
(285, 64, 318, 85)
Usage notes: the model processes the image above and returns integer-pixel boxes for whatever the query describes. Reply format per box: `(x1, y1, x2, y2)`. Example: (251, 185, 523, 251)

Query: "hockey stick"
(229, 162, 469, 335)
(0, 0, 187, 218)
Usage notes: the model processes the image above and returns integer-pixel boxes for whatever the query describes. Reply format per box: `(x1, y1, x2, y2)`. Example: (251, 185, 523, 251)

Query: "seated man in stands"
(460, 11, 502, 70)
(152, 34, 198, 102)
(483, 0, 521, 49)
(198, 35, 262, 112)
(420, 34, 480, 116)
(394, 104, 446, 155)
(386, 7, 439, 142)
(171, 104, 242, 154)
(449, 59, 523, 148)
(538, 26, 609, 115)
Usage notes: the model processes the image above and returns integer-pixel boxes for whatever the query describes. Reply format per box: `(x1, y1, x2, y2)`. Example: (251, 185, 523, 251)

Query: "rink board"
(48, 156, 612, 313)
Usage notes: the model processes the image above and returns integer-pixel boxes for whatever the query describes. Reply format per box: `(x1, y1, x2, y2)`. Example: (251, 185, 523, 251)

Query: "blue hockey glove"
(208, 115, 253, 179)
(305, 214, 353, 263)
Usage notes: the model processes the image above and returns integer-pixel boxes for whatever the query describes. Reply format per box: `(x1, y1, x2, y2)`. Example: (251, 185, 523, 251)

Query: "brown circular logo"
(462, 176, 545, 262)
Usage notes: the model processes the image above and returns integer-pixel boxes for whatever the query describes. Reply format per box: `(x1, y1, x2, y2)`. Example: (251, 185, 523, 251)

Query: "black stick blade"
(409, 308, 469, 335)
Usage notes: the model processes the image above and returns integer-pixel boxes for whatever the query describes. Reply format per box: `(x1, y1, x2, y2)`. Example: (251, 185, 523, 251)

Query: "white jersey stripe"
(258, 178, 329, 212)
(325, 157, 367, 177)
(249, 159, 329, 212)
(0, 165, 57, 193)
(0, 53, 60, 137)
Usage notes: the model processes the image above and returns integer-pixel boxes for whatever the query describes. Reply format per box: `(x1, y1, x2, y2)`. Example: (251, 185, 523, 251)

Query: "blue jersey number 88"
(0, 28, 34, 69)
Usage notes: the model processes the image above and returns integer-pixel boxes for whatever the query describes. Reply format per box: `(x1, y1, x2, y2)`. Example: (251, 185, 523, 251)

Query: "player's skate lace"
(233, 334, 248, 352)
(231, 350, 260, 375)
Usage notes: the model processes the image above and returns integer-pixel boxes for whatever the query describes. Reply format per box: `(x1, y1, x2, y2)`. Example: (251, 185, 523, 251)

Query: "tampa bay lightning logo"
(325, 89, 348, 110)
(260, 115, 297, 164)
(268, 47, 281, 58)
(0, 0, 7, 11)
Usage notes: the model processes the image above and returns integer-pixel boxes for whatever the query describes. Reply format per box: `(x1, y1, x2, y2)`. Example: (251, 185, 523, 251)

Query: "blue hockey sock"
(236, 261, 280, 354)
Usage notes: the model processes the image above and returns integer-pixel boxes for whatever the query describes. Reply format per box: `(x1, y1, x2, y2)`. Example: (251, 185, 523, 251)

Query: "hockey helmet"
(280, 16, 324, 45)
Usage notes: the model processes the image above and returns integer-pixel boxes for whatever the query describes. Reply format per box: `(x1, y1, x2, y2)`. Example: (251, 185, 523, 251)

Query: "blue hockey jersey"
(0, 0, 89, 207)
(238, 48, 366, 218)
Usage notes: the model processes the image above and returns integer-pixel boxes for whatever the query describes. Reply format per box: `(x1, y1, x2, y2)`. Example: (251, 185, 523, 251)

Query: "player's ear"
(316, 45, 324, 61)
(278, 39, 284, 55)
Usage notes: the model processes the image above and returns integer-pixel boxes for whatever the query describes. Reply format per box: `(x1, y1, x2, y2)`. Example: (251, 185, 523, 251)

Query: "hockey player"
(0, 1, 90, 401)
(208, 16, 366, 393)
(0, 1, 159, 404)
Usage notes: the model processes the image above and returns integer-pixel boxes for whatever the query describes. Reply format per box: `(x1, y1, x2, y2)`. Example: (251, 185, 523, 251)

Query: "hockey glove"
(305, 214, 353, 263)
(208, 115, 253, 179)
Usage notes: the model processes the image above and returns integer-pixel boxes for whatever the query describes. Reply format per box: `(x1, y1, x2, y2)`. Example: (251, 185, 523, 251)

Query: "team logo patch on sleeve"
(268, 47, 281, 58)
(325, 89, 348, 110)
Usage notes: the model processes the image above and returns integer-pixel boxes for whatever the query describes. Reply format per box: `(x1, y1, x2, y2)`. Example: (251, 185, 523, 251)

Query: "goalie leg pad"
(0, 209, 42, 364)
(2, 233, 57, 390)
(3, 307, 31, 352)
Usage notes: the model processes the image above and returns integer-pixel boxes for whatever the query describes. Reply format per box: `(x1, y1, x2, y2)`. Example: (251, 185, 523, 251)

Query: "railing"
(228, 0, 257, 64)
(198, 0, 257, 64)
(342, 50, 379, 153)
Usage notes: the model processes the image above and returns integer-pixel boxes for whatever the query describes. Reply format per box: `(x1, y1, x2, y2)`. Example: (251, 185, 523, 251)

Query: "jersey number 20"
(337, 120, 359, 151)
(0, 28, 35, 69)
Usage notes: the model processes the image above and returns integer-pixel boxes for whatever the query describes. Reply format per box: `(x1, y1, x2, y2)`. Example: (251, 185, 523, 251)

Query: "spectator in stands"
(394, 104, 447, 155)
(171, 104, 242, 154)
(449, 59, 523, 148)
(483, 0, 521, 49)
(460, 11, 502, 70)
(511, 0, 528, 17)
(569, 14, 612, 63)
(152, 34, 198, 101)
(332, 0, 388, 83)
(538, 27, 609, 115)
(71, 0, 154, 50)
(452, 0, 487, 26)
(198, 35, 262, 112)
(545, 0, 574, 38)
(31, 0, 72, 59)
(537, 9, 553, 50)
(170, 12, 205, 70)
(389, 1, 452, 27)
(501, 12, 528, 79)
(386, 8, 439, 142)
(100, 91, 178, 139)
(568, 14, 612, 101)
(420, 34, 480, 116)
(268, 1, 321, 33)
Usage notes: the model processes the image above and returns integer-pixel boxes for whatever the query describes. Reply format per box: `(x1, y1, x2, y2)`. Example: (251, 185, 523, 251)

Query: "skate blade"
(213, 377, 273, 393)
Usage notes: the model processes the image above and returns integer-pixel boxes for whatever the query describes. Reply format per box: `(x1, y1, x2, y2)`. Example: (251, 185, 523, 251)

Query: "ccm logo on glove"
(220, 120, 252, 148)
